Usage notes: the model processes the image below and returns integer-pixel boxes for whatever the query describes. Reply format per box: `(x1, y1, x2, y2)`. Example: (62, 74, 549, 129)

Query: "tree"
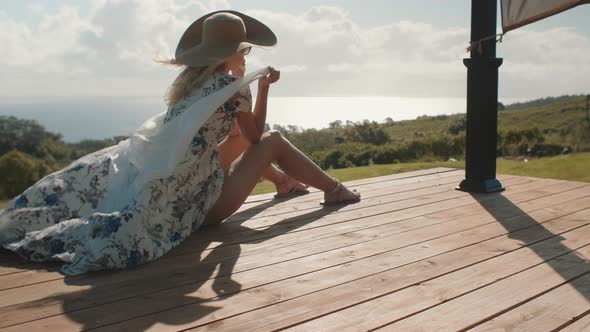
(0, 150, 48, 199)
(0, 116, 66, 160)
(329, 120, 343, 129)
(272, 124, 288, 135)
(448, 115, 467, 135)
(504, 130, 523, 145)
(287, 125, 300, 134)
(522, 127, 544, 143)
(344, 120, 389, 145)
(384, 117, 395, 125)
(324, 150, 344, 169)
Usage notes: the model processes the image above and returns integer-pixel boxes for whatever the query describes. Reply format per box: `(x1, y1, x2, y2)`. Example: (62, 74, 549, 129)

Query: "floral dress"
(0, 71, 251, 275)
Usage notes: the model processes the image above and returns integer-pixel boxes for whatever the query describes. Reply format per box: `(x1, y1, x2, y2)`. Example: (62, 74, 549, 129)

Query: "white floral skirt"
(0, 141, 224, 275)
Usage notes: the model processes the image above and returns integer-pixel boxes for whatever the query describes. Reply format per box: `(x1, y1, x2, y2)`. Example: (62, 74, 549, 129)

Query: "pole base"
(456, 178, 505, 193)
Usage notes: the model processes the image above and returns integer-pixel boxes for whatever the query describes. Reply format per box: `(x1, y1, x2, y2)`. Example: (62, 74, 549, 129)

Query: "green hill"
(0, 94, 588, 202)
(278, 94, 589, 170)
(378, 94, 589, 147)
(249, 152, 590, 195)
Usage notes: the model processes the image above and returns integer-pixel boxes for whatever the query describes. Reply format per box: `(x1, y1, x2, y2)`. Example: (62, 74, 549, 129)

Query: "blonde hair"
(159, 59, 225, 106)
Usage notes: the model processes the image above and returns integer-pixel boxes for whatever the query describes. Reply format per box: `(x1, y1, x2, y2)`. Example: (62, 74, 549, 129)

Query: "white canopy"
(501, 0, 589, 32)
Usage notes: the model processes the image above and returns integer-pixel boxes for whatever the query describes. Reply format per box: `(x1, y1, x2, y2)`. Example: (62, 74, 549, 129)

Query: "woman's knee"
(260, 130, 285, 146)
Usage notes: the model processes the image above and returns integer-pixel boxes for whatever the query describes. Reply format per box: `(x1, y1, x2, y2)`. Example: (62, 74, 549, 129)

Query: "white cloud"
(0, 2, 588, 99)
(27, 3, 45, 14)
(498, 27, 590, 97)
(280, 64, 307, 73)
(327, 63, 357, 73)
(247, 7, 469, 97)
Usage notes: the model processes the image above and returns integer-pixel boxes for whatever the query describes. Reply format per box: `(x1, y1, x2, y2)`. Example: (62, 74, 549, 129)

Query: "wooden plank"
(559, 311, 590, 331)
(226, 170, 465, 225)
(222, 170, 467, 228)
(0, 178, 574, 289)
(242, 172, 560, 228)
(376, 219, 590, 331)
(239, 168, 463, 212)
(0, 171, 465, 264)
(0, 179, 577, 295)
(171, 179, 580, 257)
(167, 189, 472, 255)
(171, 175, 538, 255)
(0, 177, 554, 294)
(467, 272, 590, 331)
(197, 208, 590, 332)
(0, 174, 541, 278)
(170, 178, 575, 275)
(0, 171, 462, 275)
(0, 176, 544, 289)
(0, 178, 560, 327)
(282, 210, 590, 332)
(0, 173, 564, 272)
(105, 200, 590, 332)
(7, 184, 588, 331)
(242, 167, 457, 203)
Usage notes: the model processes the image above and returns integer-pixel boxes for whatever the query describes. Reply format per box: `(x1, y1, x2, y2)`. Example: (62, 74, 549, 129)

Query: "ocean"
(0, 96, 480, 142)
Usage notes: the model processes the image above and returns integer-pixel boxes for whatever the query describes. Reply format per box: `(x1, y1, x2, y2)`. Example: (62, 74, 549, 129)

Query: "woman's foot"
(320, 181, 361, 206)
(274, 176, 310, 199)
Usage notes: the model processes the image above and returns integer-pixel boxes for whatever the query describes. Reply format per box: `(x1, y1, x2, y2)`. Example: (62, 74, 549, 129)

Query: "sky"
(1, 0, 590, 101)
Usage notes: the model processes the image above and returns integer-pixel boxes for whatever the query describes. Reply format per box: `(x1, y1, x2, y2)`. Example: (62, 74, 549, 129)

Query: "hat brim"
(177, 41, 255, 67)
(175, 10, 277, 64)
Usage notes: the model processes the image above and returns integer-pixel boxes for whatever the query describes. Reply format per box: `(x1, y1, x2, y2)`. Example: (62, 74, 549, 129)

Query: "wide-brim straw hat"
(174, 10, 277, 67)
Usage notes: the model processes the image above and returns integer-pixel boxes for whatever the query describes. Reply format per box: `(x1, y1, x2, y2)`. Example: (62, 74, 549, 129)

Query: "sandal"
(274, 176, 310, 199)
(320, 181, 361, 206)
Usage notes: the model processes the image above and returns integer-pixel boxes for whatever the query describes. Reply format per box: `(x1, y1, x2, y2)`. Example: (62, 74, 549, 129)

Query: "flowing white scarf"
(97, 67, 272, 212)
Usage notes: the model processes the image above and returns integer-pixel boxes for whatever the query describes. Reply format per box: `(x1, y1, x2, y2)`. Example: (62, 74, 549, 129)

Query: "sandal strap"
(275, 176, 292, 191)
(326, 181, 342, 195)
(276, 175, 290, 186)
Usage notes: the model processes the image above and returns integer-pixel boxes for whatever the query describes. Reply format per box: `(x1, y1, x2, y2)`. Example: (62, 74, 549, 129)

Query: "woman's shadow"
(1, 195, 345, 331)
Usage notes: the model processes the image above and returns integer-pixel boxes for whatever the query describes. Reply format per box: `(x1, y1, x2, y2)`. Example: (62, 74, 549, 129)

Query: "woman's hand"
(259, 67, 280, 89)
(232, 64, 246, 78)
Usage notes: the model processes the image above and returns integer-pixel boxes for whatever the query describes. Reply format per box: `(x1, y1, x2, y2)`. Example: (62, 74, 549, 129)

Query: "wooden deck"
(2, 167, 590, 331)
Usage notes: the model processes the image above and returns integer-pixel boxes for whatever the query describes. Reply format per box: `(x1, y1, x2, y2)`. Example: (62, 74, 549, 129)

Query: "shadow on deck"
(1, 167, 590, 331)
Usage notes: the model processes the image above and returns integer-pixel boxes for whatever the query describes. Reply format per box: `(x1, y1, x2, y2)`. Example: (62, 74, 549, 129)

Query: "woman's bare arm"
(252, 83, 270, 135)
(236, 111, 261, 144)
(237, 68, 280, 144)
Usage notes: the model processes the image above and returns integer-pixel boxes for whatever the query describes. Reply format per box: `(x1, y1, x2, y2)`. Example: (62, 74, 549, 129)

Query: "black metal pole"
(457, 0, 504, 193)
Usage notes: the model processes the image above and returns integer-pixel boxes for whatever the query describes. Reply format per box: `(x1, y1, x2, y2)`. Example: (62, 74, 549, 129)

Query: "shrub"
(0, 150, 49, 199)
(343, 120, 390, 145)
(315, 143, 378, 169)
(373, 146, 400, 164)
(448, 115, 466, 135)
(528, 144, 571, 157)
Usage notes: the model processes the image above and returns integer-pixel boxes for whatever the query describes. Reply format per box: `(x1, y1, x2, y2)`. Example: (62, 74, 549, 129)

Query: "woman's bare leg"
(219, 133, 306, 189)
(204, 130, 351, 225)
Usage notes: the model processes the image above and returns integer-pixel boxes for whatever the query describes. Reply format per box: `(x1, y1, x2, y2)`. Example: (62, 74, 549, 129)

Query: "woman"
(218, 68, 309, 199)
(0, 10, 360, 275)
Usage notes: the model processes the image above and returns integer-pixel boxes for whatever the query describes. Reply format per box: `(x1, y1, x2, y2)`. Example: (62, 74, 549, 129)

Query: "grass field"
(380, 95, 589, 149)
(252, 152, 590, 195)
(1, 152, 587, 208)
